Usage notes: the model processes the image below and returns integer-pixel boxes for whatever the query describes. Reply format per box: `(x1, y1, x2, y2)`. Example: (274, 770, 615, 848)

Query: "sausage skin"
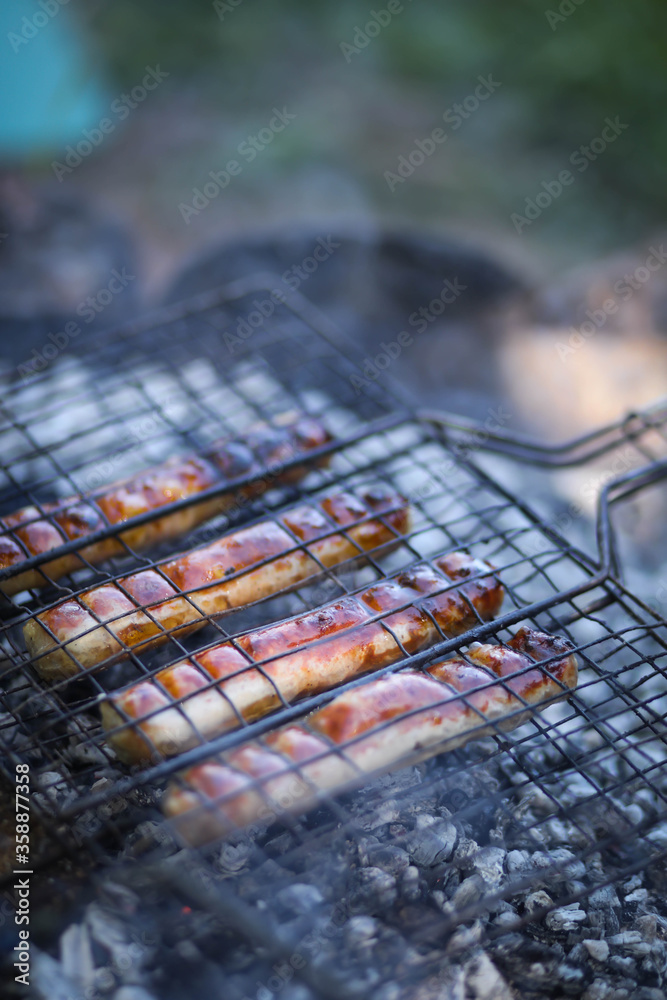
(163, 628, 578, 845)
(102, 552, 504, 763)
(25, 487, 411, 679)
(1, 413, 330, 596)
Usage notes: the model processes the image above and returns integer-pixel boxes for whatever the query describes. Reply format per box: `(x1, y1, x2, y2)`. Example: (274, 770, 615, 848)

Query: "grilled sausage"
(163, 628, 578, 845)
(102, 553, 504, 763)
(0, 414, 330, 596)
(25, 488, 411, 680)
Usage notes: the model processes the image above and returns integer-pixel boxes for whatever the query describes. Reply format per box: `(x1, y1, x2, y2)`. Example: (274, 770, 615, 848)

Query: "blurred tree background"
(71, 0, 667, 262)
(3, 0, 666, 294)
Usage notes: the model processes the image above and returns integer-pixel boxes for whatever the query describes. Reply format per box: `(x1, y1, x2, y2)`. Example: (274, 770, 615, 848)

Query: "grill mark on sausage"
(24, 488, 411, 679)
(2, 414, 331, 596)
(162, 628, 578, 844)
(101, 553, 504, 763)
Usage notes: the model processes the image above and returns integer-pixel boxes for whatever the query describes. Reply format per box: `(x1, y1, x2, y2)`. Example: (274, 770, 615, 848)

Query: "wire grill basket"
(1, 276, 667, 998)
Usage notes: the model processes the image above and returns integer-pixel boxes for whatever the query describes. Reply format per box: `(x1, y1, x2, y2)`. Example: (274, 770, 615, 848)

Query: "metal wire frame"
(0, 420, 573, 791)
(0, 280, 666, 996)
(0, 287, 664, 761)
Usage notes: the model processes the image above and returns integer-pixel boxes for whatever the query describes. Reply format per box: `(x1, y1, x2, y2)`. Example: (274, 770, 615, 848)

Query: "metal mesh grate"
(1, 278, 667, 997)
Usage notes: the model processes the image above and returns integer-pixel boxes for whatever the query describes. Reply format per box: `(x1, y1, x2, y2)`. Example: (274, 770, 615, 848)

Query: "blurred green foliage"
(78, 0, 667, 245)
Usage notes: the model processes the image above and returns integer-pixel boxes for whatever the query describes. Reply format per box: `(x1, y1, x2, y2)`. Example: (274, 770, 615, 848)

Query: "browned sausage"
(25, 487, 411, 680)
(1, 414, 331, 596)
(102, 553, 504, 763)
(163, 628, 578, 845)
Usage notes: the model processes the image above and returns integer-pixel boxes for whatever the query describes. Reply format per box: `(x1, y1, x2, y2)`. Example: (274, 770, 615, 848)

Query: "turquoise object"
(0, 1, 109, 159)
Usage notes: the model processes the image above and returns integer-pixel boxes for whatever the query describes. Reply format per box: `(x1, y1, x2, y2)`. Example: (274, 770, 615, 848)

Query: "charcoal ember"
(218, 840, 252, 874)
(506, 849, 531, 875)
(363, 842, 410, 877)
(449, 874, 485, 910)
(99, 882, 141, 916)
(275, 883, 324, 916)
(263, 831, 300, 860)
(32, 770, 77, 812)
(544, 848, 586, 883)
(0, 710, 20, 747)
(452, 836, 480, 869)
(583, 939, 610, 963)
(544, 816, 589, 848)
(464, 951, 513, 999)
(338, 969, 383, 996)
(113, 989, 158, 1000)
(624, 887, 650, 905)
(175, 940, 206, 964)
(587, 885, 622, 936)
(608, 954, 638, 978)
(357, 834, 380, 864)
(65, 735, 109, 767)
(59, 922, 95, 995)
(93, 778, 130, 816)
(524, 890, 554, 918)
(446, 920, 484, 955)
(489, 935, 566, 991)
(565, 878, 588, 898)
(347, 867, 398, 915)
(400, 865, 421, 901)
(519, 787, 559, 817)
(86, 903, 149, 983)
(434, 866, 461, 898)
(126, 785, 163, 809)
(124, 821, 176, 855)
(468, 846, 506, 888)
(406, 819, 457, 868)
(545, 903, 588, 933)
(583, 980, 629, 1000)
(607, 930, 653, 957)
(31, 948, 86, 1000)
(344, 915, 380, 951)
(370, 982, 402, 1000)
(610, 799, 645, 828)
(493, 911, 521, 931)
(634, 914, 658, 941)
(356, 798, 401, 831)
(555, 961, 590, 995)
